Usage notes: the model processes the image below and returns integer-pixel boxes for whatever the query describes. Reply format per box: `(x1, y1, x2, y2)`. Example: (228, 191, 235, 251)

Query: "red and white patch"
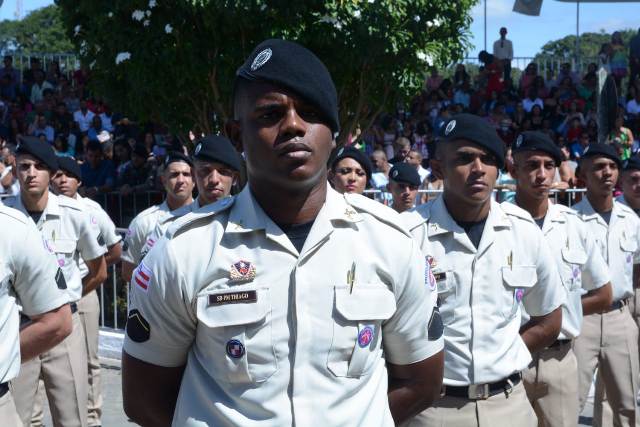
(145, 238, 156, 249)
(133, 262, 152, 292)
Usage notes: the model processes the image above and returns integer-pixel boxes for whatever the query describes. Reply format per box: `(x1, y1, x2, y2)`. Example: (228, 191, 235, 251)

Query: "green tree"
(55, 0, 476, 140)
(0, 5, 73, 54)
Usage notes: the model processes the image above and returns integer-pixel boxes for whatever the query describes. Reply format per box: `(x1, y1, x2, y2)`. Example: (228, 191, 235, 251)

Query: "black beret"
(235, 39, 339, 134)
(389, 162, 421, 187)
(164, 151, 193, 168)
(512, 131, 564, 165)
(580, 143, 622, 168)
(623, 156, 640, 171)
(16, 136, 58, 171)
(193, 135, 241, 171)
(57, 156, 82, 181)
(331, 146, 372, 181)
(441, 113, 506, 169)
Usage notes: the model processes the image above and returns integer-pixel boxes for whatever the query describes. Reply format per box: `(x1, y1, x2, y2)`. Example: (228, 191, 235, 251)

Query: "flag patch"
(133, 262, 152, 292)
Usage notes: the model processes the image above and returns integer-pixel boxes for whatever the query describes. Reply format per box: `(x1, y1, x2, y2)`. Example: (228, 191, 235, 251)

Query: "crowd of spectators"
(1, 27, 640, 222)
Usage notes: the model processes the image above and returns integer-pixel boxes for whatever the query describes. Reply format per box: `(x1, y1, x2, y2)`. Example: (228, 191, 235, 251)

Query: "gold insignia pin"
(229, 260, 256, 283)
(344, 208, 357, 220)
(508, 251, 513, 270)
(347, 262, 356, 294)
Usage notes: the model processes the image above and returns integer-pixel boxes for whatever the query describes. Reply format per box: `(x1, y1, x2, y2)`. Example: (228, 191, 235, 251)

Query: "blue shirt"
(81, 160, 115, 189)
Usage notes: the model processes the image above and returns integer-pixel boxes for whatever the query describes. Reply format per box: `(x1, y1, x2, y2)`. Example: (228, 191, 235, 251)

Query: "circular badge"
(627, 254, 632, 264)
(358, 326, 374, 348)
(572, 265, 580, 279)
(251, 48, 272, 71)
(392, 170, 399, 178)
(194, 143, 202, 156)
(515, 134, 523, 148)
(57, 258, 65, 267)
(444, 119, 456, 136)
(515, 288, 524, 303)
(226, 339, 245, 359)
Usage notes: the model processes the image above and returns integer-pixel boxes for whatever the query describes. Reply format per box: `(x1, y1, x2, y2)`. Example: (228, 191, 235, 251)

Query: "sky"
(2, 0, 640, 59)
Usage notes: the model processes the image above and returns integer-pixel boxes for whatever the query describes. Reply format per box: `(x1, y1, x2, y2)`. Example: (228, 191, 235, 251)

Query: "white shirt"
(124, 187, 442, 427)
(3, 193, 105, 303)
(523, 97, 544, 113)
(617, 194, 640, 216)
(0, 204, 68, 383)
(121, 201, 173, 265)
(573, 198, 640, 302)
(519, 202, 610, 340)
(76, 194, 121, 278)
(402, 196, 565, 385)
(627, 99, 640, 116)
(493, 38, 513, 60)
(99, 113, 114, 132)
(73, 109, 95, 132)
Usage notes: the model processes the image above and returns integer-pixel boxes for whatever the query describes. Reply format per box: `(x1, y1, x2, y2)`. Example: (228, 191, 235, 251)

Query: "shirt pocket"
(501, 266, 537, 321)
(620, 237, 637, 283)
(327, 285, 396, 378)
(435, 270, 456, 326)
(561, 248, 587, 291)
(195, 285, 277, 385)
(52, 239, 76, 270)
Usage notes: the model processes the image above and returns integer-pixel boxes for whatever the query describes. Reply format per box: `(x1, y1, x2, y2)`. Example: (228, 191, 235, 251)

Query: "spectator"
(479, 50, 503, 98)
(569, 132, 590, 160)
(87, 115, 104, 141)
(117, 144, 153, 195)
(630, 28, 640, 83)
(406, 150, 430, 184)
(522, 88, 544, 113)
(0, 142, 18, 195)
(27, 114, 54, 143)
(29, 70, 54, 105)
(328, 146, 371, 195)
(599, 43, 613, 73)
(389, 137, 411, 164)
(53, 135, 74, 158)
(0, 74, 17, 101)
(80, 140, 115, 197)
(610, 31, 628, 88)
(73, 99, 95, 133)
(452, 64, 469, 88)
(425, 68, 443, 92)
(99, 105, 116, 132)
(51, 101, 74, 137)
(387, 162, 420, 213)
(519, 63, 538, 96)
(626, 91, 640, 117)
(566, 117, 585, 144)
(608, 116, 634, 160)
(370, 149, 392, 205)
(453, 80, 471, 109)
(0, 55, 20, 92)
(492, 27, 513, 80)
(555, 63, 579, 87)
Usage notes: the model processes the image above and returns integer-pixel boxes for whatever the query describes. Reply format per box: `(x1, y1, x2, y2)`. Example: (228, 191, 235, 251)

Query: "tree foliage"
(0, 5, 73, 54)
(534, 29, 636, 65)
(55, 0, 476, 140)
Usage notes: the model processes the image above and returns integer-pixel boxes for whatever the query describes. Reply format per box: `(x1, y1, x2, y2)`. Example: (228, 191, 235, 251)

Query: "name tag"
(434, 272, 447, 282)
(208, 290, 257, 306)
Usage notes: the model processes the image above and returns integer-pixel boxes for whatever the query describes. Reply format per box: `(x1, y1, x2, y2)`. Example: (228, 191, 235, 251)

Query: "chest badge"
(230, 260, 256, 283)
(226, 339, 245, 359)
(358, 325, 374, 348)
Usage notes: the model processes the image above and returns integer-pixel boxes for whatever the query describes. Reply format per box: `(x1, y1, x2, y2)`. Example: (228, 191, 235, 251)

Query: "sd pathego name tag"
(208, 290, 257, 306)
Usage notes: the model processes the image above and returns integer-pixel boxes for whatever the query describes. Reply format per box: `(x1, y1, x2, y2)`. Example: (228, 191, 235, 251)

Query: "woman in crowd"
(610, 31, 628, 88)
(328, 146, 372, 195)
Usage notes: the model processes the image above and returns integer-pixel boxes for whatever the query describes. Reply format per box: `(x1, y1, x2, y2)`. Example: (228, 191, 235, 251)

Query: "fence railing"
(461, 56, 599, 77)
(97, 188, 589, 330)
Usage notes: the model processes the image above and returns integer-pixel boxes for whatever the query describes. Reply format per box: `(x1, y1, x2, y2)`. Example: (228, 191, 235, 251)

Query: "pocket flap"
(53, 239, 76, 254)
(621, 238, 638, 253)
(335, 286, 397, 320)
(561, 248, 588, 265)
(197, 286, 270, 327)
(501, 266, 537, 288)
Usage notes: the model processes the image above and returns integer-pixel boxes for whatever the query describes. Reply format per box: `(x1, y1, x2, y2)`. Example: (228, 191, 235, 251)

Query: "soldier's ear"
(225, 119, 242, 152)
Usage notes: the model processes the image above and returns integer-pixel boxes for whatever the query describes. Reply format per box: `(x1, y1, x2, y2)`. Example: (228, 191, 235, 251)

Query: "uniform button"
(226, 339, 245, 358)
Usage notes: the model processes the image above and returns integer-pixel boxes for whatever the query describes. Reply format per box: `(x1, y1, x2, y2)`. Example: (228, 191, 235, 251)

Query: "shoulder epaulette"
(500, 201, 535, 223)
(344, 193, 411, 238)
(165, 197, 235, 239)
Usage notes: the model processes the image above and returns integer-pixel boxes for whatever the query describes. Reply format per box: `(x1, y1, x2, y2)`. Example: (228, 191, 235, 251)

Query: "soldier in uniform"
(5, 137, 107, 427)
(402, 114, 565, 427)
(328, 145, 372, 195)
(121, 39, 444, 426)
(573, 144, 640, 427)
(0, 203, 72, 425)
(120, 151, 194, 281)
(510, 131, 612, 427)
(388, 162, 421, 213)
(50, 156, 122, 427)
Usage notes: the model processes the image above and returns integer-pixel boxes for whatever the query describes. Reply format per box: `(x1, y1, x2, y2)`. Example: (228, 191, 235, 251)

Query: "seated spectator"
(53, 135, 74, 158)
(565, 116, 585, 143)
(0, 142, 18, 195)
(99, 105, 116, 132)
(425, 68, 443, 92)
(51, 101, 74, 136)
(369, 149, 392, 205)
(0, 56, 20, 95)
(519, 63, 538, 96)
(555, 62, 579, 87)
(27, 114, 54, 143)
(80, 140, 115, 197)
(113, 139, 132, 178)
(522, 88, 544, 113)
(497, 118, 516, 146)
(569, 132, 590, 160)
(87, 115, 104, 141)
(389, 137, 411, 164)
(452, 64, 469, 88)
(406, 150, 430, 184)
(479, 50, 503, 98)
(29, 70, 54, 105)
(608, 116, 634, 160)
(117, 144, 153, 195)
(0, 74, 17, 101)
(529, 104, 544, 130)
(627, 91, 640, 118)
(73, 99, 95, 133)
(453, 80, 471, 109)
(64, 88, 81, 113)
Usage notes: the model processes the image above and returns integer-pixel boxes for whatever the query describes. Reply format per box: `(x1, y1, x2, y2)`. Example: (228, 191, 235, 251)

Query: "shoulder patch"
(165, 197, 235, 240)
(344, 193, 411, 238)
(57, 194, 84, 211)
(500, 201, 535, 223)
(0, 203, 28, 224)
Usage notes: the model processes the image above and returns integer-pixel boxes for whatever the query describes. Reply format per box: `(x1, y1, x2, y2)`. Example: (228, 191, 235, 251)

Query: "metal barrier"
(97, 189, 588, 330)
(91, 191, 164, 228)
(461, 56, 599, 77)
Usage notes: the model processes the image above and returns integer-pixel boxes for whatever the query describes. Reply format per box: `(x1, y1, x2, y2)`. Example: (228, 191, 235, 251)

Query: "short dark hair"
(86, 140, 102, 153)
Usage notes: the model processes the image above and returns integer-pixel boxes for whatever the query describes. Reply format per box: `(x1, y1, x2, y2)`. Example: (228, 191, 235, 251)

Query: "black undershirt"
(599, 210, 612, 225)
(27, 210, 43, 224)
(455, 217, 488, 249)
(534, 216, 546, 229)
(280, 221, 315, 253)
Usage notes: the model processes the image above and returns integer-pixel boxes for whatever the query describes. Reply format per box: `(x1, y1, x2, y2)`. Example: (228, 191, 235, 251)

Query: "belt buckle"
(468, 383, 490, 400)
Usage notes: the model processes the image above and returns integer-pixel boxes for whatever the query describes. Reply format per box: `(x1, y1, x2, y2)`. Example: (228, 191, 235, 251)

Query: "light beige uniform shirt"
(0, 204, 68, 383)
(124, 187, 443, 427)
(402, 196, 565, 386)
(121, 201, 172, 265)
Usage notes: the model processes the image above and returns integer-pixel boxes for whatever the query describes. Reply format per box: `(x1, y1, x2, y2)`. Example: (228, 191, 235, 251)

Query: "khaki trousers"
(77, 291, 102, 427)
(11, 312, 88, 427)
(0, 391, 23, 427)
(574, 305, 639, 427)
(402, 381, 537, 427)
(523, 343, 579, 427)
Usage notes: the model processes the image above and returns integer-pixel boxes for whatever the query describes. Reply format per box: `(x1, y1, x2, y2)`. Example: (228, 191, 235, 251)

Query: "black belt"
(20, 302, 77, 326)
(0, 382, 8, 398)
(443, 373, 521, 400)
(607, 298, 628, 312)
(548, 339, 572, 349)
